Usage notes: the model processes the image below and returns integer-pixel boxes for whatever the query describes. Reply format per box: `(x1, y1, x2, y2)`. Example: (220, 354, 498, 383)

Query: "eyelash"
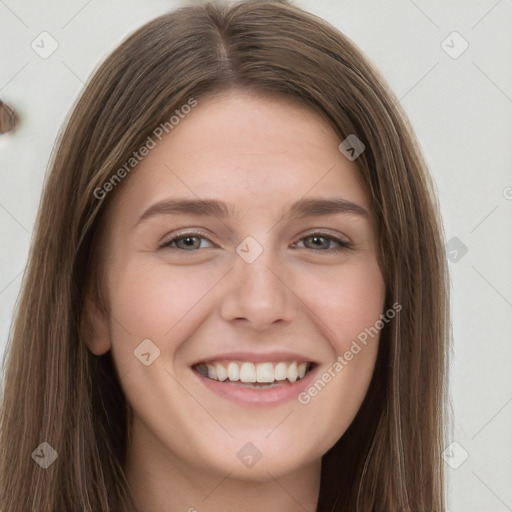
(159, 231, 353, 254)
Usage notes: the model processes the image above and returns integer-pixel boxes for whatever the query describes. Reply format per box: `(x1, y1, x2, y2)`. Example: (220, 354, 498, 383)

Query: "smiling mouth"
(192, 360, 316, 388)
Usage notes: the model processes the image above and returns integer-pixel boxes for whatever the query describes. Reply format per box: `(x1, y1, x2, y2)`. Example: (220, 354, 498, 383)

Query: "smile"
(193, 360, 315, 387)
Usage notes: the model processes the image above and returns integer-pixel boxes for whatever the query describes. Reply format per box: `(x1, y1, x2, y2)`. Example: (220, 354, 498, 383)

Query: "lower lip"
(192, 365, 319, 407)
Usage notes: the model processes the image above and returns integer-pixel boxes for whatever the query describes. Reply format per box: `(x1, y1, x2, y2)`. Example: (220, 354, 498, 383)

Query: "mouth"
(192, 360, 316, 389)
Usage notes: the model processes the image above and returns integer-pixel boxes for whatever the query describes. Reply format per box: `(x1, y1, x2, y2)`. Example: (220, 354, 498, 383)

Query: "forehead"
(110, 89, 371, 222)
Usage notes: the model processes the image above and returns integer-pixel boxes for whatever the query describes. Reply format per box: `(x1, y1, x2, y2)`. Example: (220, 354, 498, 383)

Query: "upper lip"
(191, 351, 318, 366)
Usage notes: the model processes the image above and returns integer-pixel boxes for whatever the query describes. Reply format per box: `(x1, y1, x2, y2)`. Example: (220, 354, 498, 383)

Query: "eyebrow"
(136, 196, 370, 227)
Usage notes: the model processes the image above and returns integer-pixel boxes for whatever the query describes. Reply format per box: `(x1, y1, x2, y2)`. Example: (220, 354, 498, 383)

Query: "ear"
(81, 293, 112, 355)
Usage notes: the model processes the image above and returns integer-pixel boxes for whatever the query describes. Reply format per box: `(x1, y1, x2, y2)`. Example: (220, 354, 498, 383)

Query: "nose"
(219, 246, 298, 331)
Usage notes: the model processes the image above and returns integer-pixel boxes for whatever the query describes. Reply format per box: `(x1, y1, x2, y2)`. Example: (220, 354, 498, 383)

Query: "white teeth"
(227, 362, 239, 382)
(197, 360, 312, 384)
(256, 362, 274, 383)
(287, 361, 298, 383)
(274, 362, 288, 381)
(215, 363, 228, 382)
(298, 362, 307, 379)
(207, 363, 216, 380)
(240, 362, 257, 383)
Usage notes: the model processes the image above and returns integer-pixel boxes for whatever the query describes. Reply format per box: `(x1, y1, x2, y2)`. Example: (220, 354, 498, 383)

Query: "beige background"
(0, 1, 511, 510)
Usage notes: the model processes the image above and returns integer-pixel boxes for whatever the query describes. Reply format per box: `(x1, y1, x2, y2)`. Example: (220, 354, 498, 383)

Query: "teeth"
(287, 361, 298, 383)
(227, 362, 239, 382)
(207, 363, 216, 380)
(274, 362, 288, 381)
(215, 363, 228, 382)
(240, 362, 257, 383)
(196, 360, 312, 384)
(228, 363, 240, 382)
(256, 362, 274, 383)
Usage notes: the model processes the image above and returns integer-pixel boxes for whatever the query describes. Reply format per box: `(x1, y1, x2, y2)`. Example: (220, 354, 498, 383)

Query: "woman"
(0, 1, 450, 510)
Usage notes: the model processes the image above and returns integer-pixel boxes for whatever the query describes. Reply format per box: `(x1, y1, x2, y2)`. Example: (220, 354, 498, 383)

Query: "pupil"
(182, 236, 197, 248)
(311, 236, 325, 248)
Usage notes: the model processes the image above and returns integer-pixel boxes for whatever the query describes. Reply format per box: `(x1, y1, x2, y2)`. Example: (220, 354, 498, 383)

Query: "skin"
(85, 89, 386, 512)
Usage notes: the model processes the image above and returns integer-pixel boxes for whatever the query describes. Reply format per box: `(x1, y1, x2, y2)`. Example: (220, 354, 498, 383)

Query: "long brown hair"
(0, 1, 450, 510)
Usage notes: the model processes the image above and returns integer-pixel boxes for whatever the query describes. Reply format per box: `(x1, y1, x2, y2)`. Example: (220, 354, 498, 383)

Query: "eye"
(160, 232, 215, 251)
(292, 232, 353, 253)
(159, 230, 353, 253)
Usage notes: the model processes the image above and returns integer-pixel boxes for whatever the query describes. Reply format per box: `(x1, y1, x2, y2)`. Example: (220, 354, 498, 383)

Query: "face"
(87, 89, 386, 484)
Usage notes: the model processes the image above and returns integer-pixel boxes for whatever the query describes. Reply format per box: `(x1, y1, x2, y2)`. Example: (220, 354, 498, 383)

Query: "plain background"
(0, 1, 511, 510)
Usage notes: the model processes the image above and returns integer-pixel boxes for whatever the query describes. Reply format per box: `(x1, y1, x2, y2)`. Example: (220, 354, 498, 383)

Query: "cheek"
(299, 259, 386, 354)
(107, 255, 217, 341)
(103, 255, 219, 412)
(293, 262, 385, 451)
